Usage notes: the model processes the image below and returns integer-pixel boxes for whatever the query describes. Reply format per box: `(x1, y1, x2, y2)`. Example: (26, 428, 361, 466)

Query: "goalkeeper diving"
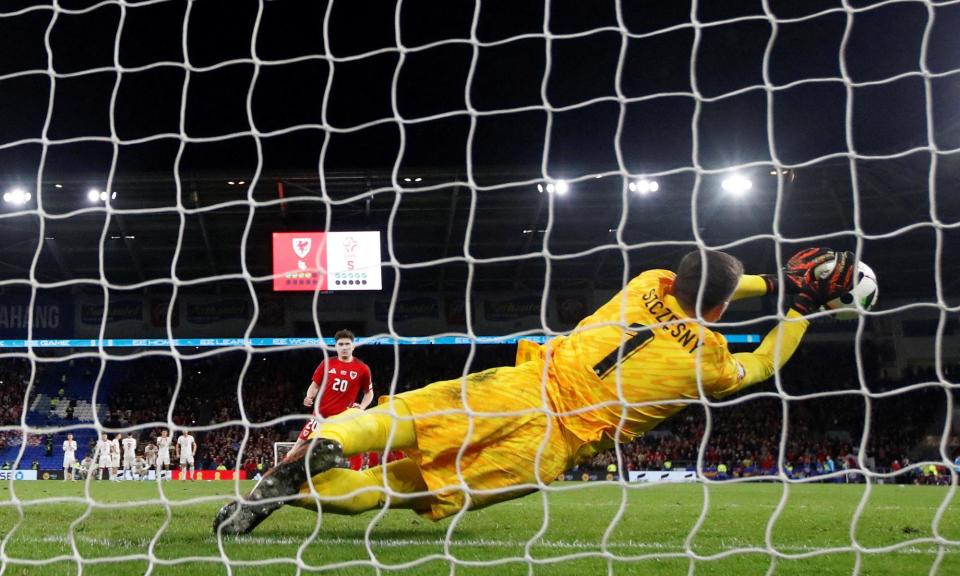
(214, 247, 855, 534)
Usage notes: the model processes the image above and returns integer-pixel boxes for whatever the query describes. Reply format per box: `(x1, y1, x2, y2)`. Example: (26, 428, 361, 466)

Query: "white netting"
(1, 0, 959, 574)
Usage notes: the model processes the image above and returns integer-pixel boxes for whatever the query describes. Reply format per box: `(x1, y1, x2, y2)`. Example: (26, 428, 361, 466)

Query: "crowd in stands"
(1, 342, 958, 484)
(97, 353, 305, 471)
(0, 359, 30, 453)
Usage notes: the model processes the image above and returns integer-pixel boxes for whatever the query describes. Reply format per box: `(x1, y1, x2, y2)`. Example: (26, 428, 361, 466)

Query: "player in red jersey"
(285, 329, 373, 462)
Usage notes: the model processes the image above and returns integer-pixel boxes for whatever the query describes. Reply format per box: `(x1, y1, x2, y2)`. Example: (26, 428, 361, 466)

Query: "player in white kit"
(121, 434, 137, 480)
(79, 456, 93, 480)
(143, 441, 157, 478)
(156, 430, 172, 480)
(95, 433, 113, 480)
(176, 431, 197, 480)
(110, 434, 122, 482)
(133, 455, 148, 480)
(62, 433, 78, 481)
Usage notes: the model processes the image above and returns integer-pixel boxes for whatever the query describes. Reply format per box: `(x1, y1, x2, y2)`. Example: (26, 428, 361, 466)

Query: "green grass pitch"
(1, 480, 958, 575)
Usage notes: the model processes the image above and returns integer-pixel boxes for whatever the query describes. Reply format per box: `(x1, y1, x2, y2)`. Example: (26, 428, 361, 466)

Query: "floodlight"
(721, 174, 752, 195)
(88, 189, 100, 202)
(6, 187, 29, 204)
(554, 180, 569, 195)
(10, 188, 29, 204)
(537, 184, 544, 193)
(632, 179, 659, 195)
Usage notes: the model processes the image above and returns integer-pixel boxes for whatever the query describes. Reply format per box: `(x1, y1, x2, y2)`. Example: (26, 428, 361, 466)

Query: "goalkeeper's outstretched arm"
(724, 271, 808, 391)
(729, 310, 808, 392)
(731, 274, 771, 302)
(721, 247, 855, 395)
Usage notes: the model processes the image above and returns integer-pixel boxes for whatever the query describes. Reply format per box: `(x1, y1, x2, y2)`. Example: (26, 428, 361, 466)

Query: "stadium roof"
(0, 153, 957, 303)
(1, 0, 958, 303)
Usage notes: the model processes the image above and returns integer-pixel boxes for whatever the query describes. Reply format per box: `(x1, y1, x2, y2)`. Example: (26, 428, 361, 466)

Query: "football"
(817, 258, 879, 320)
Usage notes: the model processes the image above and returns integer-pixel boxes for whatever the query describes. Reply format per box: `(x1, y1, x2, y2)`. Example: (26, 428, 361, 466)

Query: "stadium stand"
(3, 345, 956, 482)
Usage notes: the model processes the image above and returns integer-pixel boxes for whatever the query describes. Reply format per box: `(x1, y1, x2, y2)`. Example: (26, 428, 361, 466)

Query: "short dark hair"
(672, 249, 744, 312)
(334, 329, 355, 342)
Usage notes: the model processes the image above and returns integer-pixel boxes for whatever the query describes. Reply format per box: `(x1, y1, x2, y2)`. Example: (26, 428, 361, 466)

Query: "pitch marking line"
(15, 535, 959, 555)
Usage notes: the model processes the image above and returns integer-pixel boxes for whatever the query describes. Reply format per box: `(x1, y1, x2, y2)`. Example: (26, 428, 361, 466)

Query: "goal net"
(1, 0, 958, 574)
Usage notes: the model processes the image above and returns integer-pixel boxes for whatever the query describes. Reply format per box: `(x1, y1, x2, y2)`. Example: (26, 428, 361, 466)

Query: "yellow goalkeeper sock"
(292, 457, 428, 514)
(310, 400, 417, 455)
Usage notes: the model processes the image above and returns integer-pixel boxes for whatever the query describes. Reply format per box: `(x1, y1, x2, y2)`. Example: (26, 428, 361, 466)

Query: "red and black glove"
(761, 248, 856, 315)
(760, 247, 832, 295)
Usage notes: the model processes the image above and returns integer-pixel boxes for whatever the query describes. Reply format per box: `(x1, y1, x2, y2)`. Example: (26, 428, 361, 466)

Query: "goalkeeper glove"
(759, 247, 835, 295)
(761, 248, 856, 315)
(792, 249, 856, 315)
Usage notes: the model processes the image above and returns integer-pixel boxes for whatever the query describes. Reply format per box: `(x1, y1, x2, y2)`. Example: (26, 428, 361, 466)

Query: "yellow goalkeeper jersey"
(540, 269, 743, 445)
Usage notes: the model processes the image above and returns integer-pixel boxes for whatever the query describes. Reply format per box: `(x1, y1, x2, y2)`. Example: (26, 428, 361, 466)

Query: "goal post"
(273, 441, 296, 469)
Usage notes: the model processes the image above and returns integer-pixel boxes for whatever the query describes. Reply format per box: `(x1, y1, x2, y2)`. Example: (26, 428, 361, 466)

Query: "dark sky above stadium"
(1, 0, 958, 184)
(0, 0, 958, 304)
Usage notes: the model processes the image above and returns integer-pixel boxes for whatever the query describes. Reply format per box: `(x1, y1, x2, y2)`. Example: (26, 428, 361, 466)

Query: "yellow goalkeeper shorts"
(393, 360, 580, 520)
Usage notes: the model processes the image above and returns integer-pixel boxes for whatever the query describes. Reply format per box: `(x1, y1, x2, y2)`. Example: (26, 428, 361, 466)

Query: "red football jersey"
(311, 357, 373, 418)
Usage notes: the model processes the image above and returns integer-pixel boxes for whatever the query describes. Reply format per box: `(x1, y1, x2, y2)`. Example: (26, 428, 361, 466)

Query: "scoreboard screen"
(272, 231, 382, 292)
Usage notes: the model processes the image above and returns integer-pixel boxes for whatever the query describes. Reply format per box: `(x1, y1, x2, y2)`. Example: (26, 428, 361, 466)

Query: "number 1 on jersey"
(592, 331, 653, 380)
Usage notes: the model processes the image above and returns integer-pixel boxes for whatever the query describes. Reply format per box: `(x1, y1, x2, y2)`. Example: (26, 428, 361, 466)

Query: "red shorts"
(297, 417, 320, 442)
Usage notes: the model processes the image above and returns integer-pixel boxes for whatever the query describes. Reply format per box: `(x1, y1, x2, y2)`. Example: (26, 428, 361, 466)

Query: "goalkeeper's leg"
(214, 401, 416, 534)
(289, 457, 429, 515)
